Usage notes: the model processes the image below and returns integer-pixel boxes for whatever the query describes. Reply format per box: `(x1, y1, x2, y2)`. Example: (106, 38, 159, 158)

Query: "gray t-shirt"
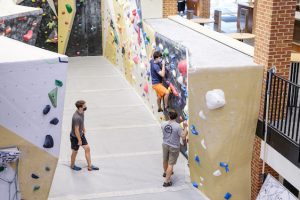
(161, 121, 183, 148)
(70, 111, 84, 137)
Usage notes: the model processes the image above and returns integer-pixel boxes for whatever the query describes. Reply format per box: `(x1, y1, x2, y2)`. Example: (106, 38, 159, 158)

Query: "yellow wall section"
(188, 66, 263, 199)
(58, 0, 76, 54)
(0, 125, 58, 200)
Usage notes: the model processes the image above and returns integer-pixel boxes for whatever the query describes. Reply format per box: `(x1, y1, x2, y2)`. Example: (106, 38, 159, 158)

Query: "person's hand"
(183, 121, 188, 128)
(162, 59, 165, 66)
(78, 140, 82, 146)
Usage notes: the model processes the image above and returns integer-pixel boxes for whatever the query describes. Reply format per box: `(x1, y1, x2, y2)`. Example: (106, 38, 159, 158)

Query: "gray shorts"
(162, 144, 180, 165)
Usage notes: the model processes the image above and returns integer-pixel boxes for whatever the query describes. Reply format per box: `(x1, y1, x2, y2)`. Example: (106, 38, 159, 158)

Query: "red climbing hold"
(23, 30, 33, 42)
(132, 9, 137, 16)
(169, 83, 179, 96)
(178, 60, 187, 76)
(133, 55, 139, 64)
(5, 27, 11, 35)
(143, 83, 149, 94)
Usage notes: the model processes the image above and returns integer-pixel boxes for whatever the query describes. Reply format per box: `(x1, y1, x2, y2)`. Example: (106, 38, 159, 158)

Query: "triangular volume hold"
(48, 87, 58, 108)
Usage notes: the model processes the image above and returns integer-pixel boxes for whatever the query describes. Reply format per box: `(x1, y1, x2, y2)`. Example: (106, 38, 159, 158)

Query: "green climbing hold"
(65, 4, 73, 14)
(48, 87, 58, 108)
(146, 36, 150, 43)
(114, 35, 119, 45)
(0, 166, 5, 172)
(33, 185, 40, 191)
(163, 48, 169, 57)
(55, 80, 63, 87)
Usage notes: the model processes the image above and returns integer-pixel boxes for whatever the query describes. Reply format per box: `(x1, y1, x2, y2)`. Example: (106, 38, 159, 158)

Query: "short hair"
(168, 109, 178, 120)
(75, 100, 86, 109)
(153, 51, 162, 59)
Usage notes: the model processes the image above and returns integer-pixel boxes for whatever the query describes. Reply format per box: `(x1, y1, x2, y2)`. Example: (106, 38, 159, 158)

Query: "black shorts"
(70, 134, 88, 151)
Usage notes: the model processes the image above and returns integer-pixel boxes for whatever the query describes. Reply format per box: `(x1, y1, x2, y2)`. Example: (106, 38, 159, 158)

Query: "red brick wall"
(199, 0, 210, 18)
(163, 0, 178, 18)
(252, 0, 296, 199)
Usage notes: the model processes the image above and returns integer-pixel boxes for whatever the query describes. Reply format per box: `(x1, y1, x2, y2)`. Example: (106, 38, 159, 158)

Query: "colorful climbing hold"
(33, 185, 40, 191)
(213, 169, 222, 176)
(143, 83, 149, 94)
(55, 80, 63, 87)
(132, 9, 137, 16)
(65, 4, 73, 13)
(192, 182, 199, 188)
(191, 125, 199, 135)
(194, 155, 200, 165)
(178, 60, 187, 76)
(43, 135, 54, 148)
(31, 174, 39, 179)
(45, 166, 51, 171)
(133, 55, 139, 64)
(48, 87, 58, 108)
(169, 83, 179, 96)
(43, 105, 51, 115)
(0, 166, 4, 172)
(5, 26, 11, 35)
(220, 162, 230, 173)
(224, 192, 232, 200)
(163, 48, 169, 57)
(23, 30, 33, 42)
(50, 118, 59, 125)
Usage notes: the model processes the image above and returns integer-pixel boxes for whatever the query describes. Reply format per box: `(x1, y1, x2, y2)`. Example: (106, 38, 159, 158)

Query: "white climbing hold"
(201, 139, 207, 150)
(184, 105, 188, 114)
(199, 110, 206, 120)
(152, 42, 156, 49)
(159, 43, 163, 51)
(177, 76, 183, 85)
(200, 176, 204, 182)
(205, 89, 226, 110)
(200, 183, 203, 187)
(213, 169, 222, 176)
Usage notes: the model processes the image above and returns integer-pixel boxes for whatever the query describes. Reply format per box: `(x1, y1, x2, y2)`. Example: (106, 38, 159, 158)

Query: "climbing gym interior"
(1, 0, 300, 200)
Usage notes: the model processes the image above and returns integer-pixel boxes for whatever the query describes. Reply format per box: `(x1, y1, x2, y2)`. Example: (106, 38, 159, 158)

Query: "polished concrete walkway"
(48, 56, 204, 200)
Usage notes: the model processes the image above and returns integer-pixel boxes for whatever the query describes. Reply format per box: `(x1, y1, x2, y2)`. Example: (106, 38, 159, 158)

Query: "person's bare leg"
(164, 92, 169, 109)
(163, 160, 168, 172)
(157, 97, 162, 111)
(82, 145, 92, 168)
(165, 164, 174, 183)
(71, 150, 78, 167)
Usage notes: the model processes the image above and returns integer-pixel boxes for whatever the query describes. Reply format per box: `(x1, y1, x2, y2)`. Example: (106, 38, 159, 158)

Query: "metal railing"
(264, 66, 300, 146)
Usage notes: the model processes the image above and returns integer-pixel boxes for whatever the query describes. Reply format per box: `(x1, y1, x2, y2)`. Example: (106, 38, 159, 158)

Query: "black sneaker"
(163, 181, 172, 187)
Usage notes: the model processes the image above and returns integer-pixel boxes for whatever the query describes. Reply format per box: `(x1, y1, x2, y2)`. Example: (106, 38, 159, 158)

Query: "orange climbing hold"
(5, 27, 11, 35)
(23, 30, 33, 42)
(144, 83, 149, 94)
(169, 83, 179, 96)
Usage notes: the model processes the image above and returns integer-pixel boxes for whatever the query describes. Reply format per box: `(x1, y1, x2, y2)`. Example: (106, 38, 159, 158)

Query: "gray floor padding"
(48, 56, 206, 200)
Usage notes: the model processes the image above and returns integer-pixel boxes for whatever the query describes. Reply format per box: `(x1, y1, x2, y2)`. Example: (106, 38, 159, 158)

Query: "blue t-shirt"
(150, 59, 162, 84)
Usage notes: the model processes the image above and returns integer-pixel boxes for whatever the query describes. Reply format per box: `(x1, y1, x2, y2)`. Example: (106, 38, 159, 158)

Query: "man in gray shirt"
(70, 100, 99, 171)
(161, 110, 188, 187)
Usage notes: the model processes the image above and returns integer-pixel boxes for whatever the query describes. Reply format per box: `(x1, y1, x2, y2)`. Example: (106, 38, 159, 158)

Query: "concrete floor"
(48, 56, 205, 200)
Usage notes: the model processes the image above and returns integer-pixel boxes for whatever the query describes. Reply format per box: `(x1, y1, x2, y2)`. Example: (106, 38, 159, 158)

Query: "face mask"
(83, 107, 87, 111)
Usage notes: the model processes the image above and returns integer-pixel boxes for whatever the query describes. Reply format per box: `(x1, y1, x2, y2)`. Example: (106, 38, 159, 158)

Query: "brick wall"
(163, 0, 178, 18)
(252, 0, 296, 199)
(199, 0, 210, 18)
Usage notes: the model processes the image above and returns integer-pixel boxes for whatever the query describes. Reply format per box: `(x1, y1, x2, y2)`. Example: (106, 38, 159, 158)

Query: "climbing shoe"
(88, 165, 99, 171)
(71, 165, 82, 171)
(163, 181, 172, 187)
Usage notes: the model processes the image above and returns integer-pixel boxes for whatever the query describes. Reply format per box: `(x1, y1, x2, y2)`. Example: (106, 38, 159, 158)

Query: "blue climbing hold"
(191, 125, 198, 135)
(50, 118, 59, 125)
(43, 105, 51, 115)
(224, 192, 232, 199)
(220, 162, 230, 173)
(192, 182, 199, 188)
(194, 155, 200, 165)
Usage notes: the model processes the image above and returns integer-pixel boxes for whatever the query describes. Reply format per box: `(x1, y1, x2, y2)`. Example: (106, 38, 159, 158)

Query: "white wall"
(260, 141, 300, 191)
(141, 0, 163, 19)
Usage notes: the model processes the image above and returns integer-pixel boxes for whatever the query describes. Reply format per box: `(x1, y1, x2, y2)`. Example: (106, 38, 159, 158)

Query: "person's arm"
(180, 122, 188, 139)
(158, 60, 166, 77)
(83, 126, 86, 134)
(74, 125, 82, 146)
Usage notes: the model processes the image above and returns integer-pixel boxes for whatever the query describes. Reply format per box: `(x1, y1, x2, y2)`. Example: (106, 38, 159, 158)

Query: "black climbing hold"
(50, 118, 59, 125)
(0, 166, 5, 172)
(43, 135, 54, 148)
(45, 166, 51, 171)
(43, 105, 51, 115)
(33, 185, 40, 191)
(31, 173, 39, 179)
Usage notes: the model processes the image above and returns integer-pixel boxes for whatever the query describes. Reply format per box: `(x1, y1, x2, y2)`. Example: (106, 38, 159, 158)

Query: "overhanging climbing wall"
(0, 36, 68, 200)
(0, 1, 43, 46)
(102, 0, 188, 122)
(188, 66, 263, 199)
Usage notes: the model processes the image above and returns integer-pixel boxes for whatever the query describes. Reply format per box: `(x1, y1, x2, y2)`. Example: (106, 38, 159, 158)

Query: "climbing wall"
(0, 4, 43, 46)
(0, 36, 68, 200)
(102, 0, 188, 123)
(19, 0, 59, 52)
(188, 66, 263, 199)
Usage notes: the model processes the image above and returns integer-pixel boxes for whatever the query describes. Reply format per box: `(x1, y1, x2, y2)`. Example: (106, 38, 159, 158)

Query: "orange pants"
(152, 83, 168, 98)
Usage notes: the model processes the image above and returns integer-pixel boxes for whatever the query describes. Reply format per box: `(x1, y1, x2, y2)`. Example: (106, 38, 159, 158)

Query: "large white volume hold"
(205, 89, 226, 110)
(213, 169, 222, 176)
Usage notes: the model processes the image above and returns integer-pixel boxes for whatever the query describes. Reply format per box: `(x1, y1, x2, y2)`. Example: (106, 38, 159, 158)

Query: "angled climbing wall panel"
(0, 1, 43, 46)
(0, 36, 68, 200)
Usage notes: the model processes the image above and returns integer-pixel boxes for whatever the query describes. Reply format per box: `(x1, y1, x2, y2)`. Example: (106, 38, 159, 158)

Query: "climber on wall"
(70, 100, 99, 171)
(150, 50, 170, 112)
(161, 110, 188, 187)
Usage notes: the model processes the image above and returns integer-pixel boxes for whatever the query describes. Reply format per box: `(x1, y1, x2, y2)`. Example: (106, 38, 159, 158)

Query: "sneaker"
(163, 181, 172, 187)
(71, 165, 82, 171)
(88, 165, 99, 171)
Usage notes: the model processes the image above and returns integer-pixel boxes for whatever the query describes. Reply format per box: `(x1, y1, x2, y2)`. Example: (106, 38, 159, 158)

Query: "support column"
(163, 0, 178, 18)
(198, 0, 210, 18)
(252, 0, 296, 199)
